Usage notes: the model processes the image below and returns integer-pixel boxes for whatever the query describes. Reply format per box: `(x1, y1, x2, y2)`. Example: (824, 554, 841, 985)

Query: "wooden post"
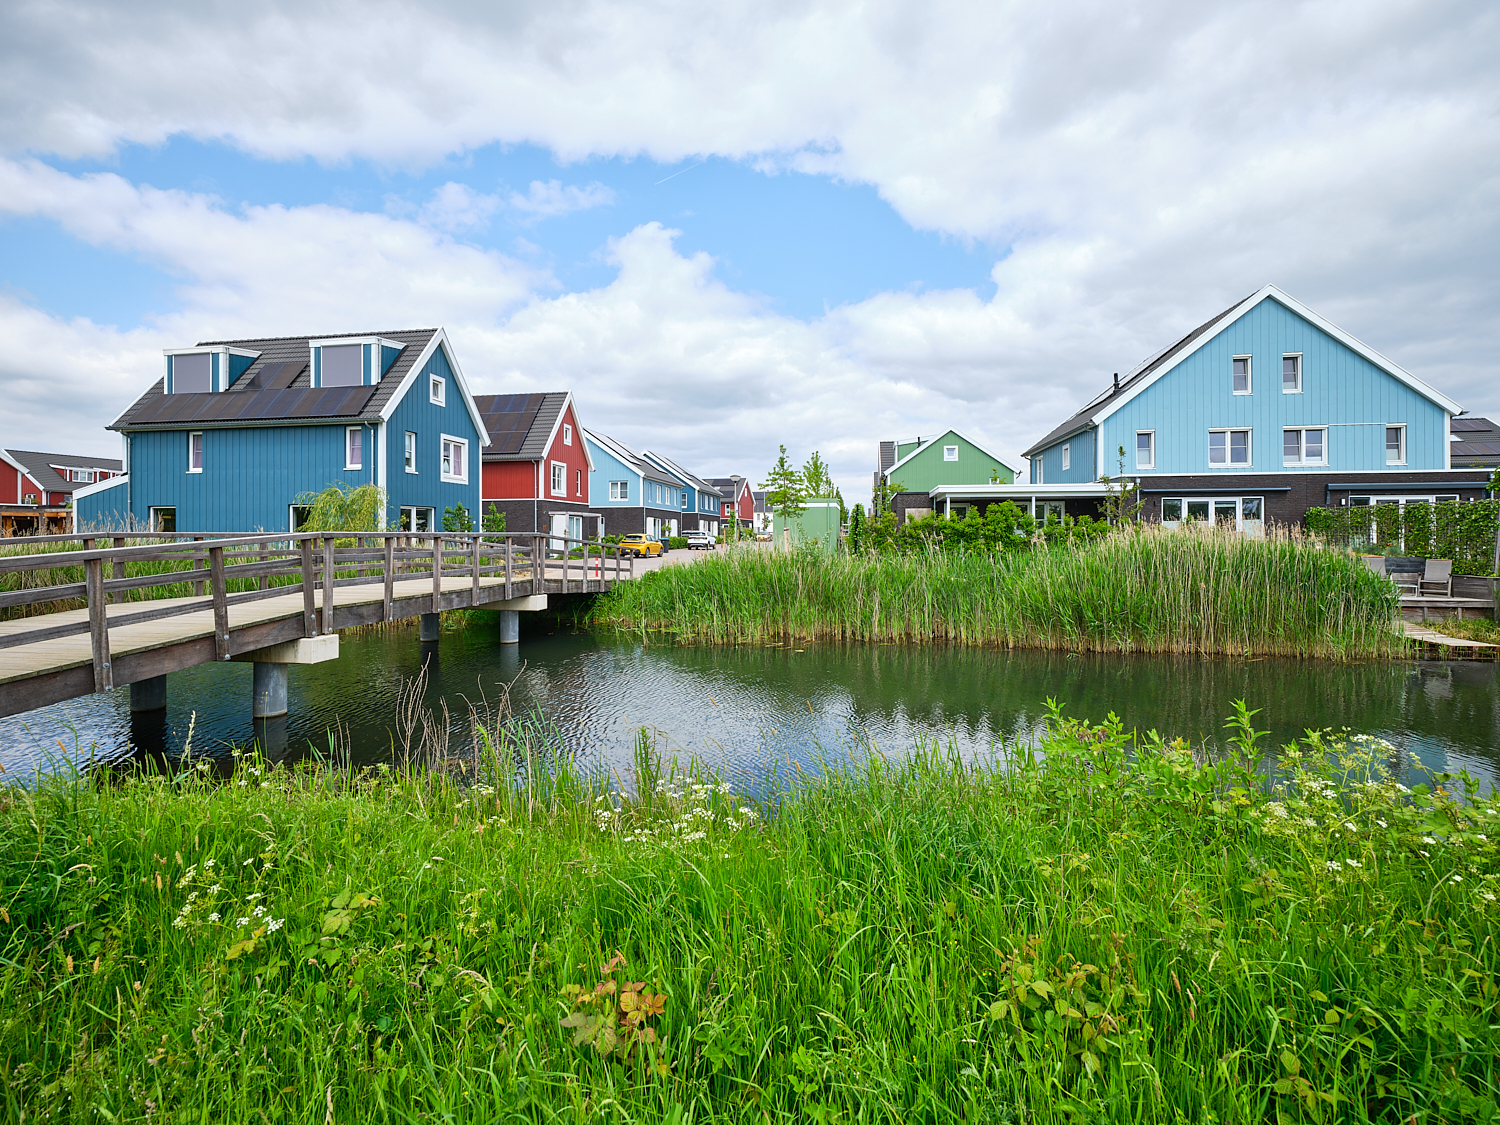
(192, 535, 206, 597)
(258, 539, 270, 592)
(534, 534, 543, 591)
(107, 536, 120, 604)
(300, 538, 317, 637)
(471, 532, 481, 604)
(209, 545, 230, 661)
(431, 534, 442, 613)
(504, 536, 514, 599)
(85, 556, 112, 692)
(322, 536, 335, 634)
(383, 536, 395, 622)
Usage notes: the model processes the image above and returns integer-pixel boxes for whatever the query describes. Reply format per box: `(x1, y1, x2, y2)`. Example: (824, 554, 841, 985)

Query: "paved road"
(627, 539, 768, 576)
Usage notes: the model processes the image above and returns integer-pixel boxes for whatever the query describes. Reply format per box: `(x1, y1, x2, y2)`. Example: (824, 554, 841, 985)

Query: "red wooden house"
(2, 448, 123, 535)
(474, 392, 599, 541)
(706, 475, 755, 529)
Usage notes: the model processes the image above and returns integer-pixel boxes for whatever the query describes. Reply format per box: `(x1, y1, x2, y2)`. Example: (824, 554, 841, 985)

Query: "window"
(1282, 427, 1326, 465)
(1035, 459, 1044, 484)
(322, 344, 363, 388)
(1385, 425, 1406, 465)
(550, 460, 566, 496)
(150, 507, 176, 533)
(188, 431, 204, 473)
(399, 506, 434, 533)
(943, 445, 959, 461)
(1061, 444, 1071, 471)
(345, 426, 363, 470)
(576, 469, 583, 497)
(609, 480, 629, 501)
(1282, 354, 1302, 393)
(681, 490, 689, 509)
(429, 375, 446, 405)
(1208, 429, 1251, 466)
(441, 436, 469, 483)
(1161, 497, 1182, 522)
(70, 469, 94, 483)
(563, 424, 573, 446)
(290, 505, 312, 531)
(1160, 496, 1264, 534)
(404, 431, 417, 474)
(172, 353, 211, 393)
(1136, 431, 1155, 469)
(1232, 356, 1252, 394)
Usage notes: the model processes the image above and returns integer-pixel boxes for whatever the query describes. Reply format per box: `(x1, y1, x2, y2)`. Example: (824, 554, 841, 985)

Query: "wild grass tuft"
(2, 706, 1496, 1121)
(591, 525, 1405, 660)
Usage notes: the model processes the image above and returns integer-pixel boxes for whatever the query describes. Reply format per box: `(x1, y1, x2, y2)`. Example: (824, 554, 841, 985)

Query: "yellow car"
(615, 533, 663, 558)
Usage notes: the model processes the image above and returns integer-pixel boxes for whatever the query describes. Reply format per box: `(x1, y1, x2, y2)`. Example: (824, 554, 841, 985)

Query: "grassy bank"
(3, 709, 1497, 1122)
(591, 527, 1405, 660)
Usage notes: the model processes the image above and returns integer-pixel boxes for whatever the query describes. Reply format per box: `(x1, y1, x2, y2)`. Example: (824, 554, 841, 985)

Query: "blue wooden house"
(582, 430, 686, 539)
(920, 286, 1486, 530)
(642, 451, 724, 536)
(75, 329, 487, 533)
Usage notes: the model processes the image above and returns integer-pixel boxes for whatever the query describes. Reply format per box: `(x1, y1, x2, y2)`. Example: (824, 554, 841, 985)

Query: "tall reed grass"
(2, 706, 1496, 1121)
(592, 526, 1405, 660)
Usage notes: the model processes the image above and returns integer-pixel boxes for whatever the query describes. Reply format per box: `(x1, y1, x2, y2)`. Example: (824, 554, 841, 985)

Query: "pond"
(3, 615, 1498, 792)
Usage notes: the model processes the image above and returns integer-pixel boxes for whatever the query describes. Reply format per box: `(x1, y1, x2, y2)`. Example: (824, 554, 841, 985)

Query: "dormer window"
(164, 346, 261, 393)
(308, 337, 404, 388)
(430, 375, 446, 405)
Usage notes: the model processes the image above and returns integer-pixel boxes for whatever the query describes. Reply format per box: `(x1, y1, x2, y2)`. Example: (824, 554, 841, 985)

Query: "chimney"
(1112, 372, 1119, 392)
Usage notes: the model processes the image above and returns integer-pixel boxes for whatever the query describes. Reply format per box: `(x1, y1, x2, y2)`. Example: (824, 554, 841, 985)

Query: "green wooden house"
(874, 429, 1021, 524)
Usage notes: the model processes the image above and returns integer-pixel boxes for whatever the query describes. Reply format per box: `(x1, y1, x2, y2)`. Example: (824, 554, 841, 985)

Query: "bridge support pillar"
(252, 663, 289, 719)
(419, 612, 441, 642)
(129, 675, 167, 712)
(498, 610, 519, 644)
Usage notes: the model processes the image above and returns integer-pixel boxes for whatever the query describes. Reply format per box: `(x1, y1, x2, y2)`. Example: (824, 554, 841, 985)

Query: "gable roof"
(705, 476, 751, 502)
(1023, 286, 1463, 457)
(1451, 416, 1500, 466)
(474, 391, 594, 469)
(644, 451, 718, 494)
(108, 328, 488, 443)
(2, 449, 123, 494)
(583, 429, 677, 486)
(883, 429, 1022, 478)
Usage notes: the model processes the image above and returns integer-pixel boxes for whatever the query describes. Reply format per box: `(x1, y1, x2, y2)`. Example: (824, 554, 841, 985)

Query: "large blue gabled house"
(923, 286, 1488, 532)
(641, 451, 724, 536)
(582, 429, 686, 539)
(74, 329, 487, 533)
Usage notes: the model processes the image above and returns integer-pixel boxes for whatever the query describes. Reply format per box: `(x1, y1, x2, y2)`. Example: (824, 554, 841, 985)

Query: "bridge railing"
(0, 531, 633, 693)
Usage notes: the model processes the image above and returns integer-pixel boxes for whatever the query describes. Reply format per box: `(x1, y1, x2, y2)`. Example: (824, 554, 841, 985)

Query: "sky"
(1, 0, 1497, 503)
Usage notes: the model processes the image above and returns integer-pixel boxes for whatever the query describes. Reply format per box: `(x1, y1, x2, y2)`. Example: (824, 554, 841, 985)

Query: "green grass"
(1431, 615, 1500, 645)
(3, 708, 1497, 1122)
(590, 527, 1405, 660)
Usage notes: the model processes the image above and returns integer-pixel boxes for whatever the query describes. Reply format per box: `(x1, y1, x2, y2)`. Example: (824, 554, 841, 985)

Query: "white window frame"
(1161, 495, 1265, 532)
(1208, 428, 1252, 467)
(187, 431, 204, 473)
(1061, 444, 1071, 471)
(563, 423, 573, 446)
(943, 445, 959, 462)
(1385, 424, 1406, 465)
(345, 426, 364, 470)
(149, 506, 177, 533)
(1135, 430, 1155, 470)
(404, 431, 418, 474)
(576, 468, 584, 497)
(1282, 353, 1303, 394)
(609, 480, 629, 501)
(1282, 426, 1327, 466)
(550, 460, 566, 497)
(440, 434, 469, 484)
(429, 374, 446, 406)
(399, 505, 434, 533)
(1232, 355, 1252, 395)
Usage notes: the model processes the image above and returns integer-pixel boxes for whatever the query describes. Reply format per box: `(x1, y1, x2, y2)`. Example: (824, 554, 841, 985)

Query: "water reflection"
(2, 620, 1496, 793)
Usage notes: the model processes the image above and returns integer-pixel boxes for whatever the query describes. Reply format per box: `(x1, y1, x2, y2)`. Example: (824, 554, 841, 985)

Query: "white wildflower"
(252, 905, 266, 918)
(1483, 893, 1497, 903)
(1321, 789, 1337, 800)
(1423, 837, 1437, 845)
(236, 917, 250, 927)
(209, 884, 221, 894)
(245, 893, 262, 902)
(1326, 862, 1342, 873)
(1451, 874, 1463, 883)
(243, 857, 255, 866)
(1345, 858, 1361, 868)
(207, 912, 221, 922)
(267, 918, 284, 932)
(172, 916, 187, 929)
(1420, 850, 1430, 857)
(1376, 819, 1388, 828)
(1343, 822, 1357, 832)
(203, 859, 215, 869)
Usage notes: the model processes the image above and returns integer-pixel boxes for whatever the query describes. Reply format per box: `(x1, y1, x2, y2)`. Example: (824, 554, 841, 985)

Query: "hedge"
(1305, 498, 1500, 574)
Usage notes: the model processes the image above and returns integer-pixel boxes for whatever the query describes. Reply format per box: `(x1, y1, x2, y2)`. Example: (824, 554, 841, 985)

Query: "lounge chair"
(1420, 558, 1453, 598)
(1360, 555, 1386, 576)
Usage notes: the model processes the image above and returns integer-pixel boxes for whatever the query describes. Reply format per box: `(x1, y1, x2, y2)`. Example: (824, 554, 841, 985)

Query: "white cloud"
(1, 0, 1497, 484)
(507, 180, 615, 220)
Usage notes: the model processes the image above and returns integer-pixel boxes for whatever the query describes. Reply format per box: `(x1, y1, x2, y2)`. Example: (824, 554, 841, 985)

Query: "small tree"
(801, 451, 836, 497)
(294, 482, 386, 538)
(761, 445, 807, 524)
(872, 475, 906, 517)
(443, 503, 474, 533)
(847, 502, 866, 552)
(481, 505, 507, 541)
(1099, 446, 1143, 525)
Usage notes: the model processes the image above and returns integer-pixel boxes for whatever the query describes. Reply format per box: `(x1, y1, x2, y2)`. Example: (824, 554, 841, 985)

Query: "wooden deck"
(0, 531, 630, 719)
(1402, 620, 1498, 657)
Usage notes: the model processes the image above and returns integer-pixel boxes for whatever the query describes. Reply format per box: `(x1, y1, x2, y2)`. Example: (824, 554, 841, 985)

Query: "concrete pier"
(498, 610, 519, 644)
(252, 662, 289, 718)
(419, 612, 441, 641)
(129, 674, 167, 712)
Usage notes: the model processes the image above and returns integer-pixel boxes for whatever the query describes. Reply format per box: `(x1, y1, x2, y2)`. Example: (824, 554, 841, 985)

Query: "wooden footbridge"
(0, 531, 634, 721)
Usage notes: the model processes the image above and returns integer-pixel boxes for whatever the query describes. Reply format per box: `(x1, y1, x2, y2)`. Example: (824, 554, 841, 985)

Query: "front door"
(550, 511, 568, 552)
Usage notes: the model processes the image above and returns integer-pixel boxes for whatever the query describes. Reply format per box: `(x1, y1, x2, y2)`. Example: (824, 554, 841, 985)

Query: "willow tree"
(294, 483, 386, 539)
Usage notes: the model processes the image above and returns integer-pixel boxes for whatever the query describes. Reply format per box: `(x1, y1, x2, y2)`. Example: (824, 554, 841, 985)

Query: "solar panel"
(475, 393, 545, 455)
(126, 383, 376, 426)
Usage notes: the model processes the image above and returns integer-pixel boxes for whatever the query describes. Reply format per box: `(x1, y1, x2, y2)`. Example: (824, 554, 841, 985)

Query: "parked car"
(684, 532, 715, 550)
(615, 533, 663, 558)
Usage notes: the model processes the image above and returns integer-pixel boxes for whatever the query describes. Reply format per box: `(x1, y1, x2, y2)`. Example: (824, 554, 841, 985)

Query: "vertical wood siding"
(383, 343, 483, 524)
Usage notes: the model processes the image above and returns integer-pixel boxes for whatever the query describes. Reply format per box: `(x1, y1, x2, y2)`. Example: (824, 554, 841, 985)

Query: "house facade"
(584, 430, 685, 539)
(706, 476, 755, 529)
(474, 392, 598, 543)
(872, 430, 1021, 525)
(1, 449, 124, 535)
(1009, 286, 1488, 530)
(74, 329, 486, 533)
(643, 452, 722, 536)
